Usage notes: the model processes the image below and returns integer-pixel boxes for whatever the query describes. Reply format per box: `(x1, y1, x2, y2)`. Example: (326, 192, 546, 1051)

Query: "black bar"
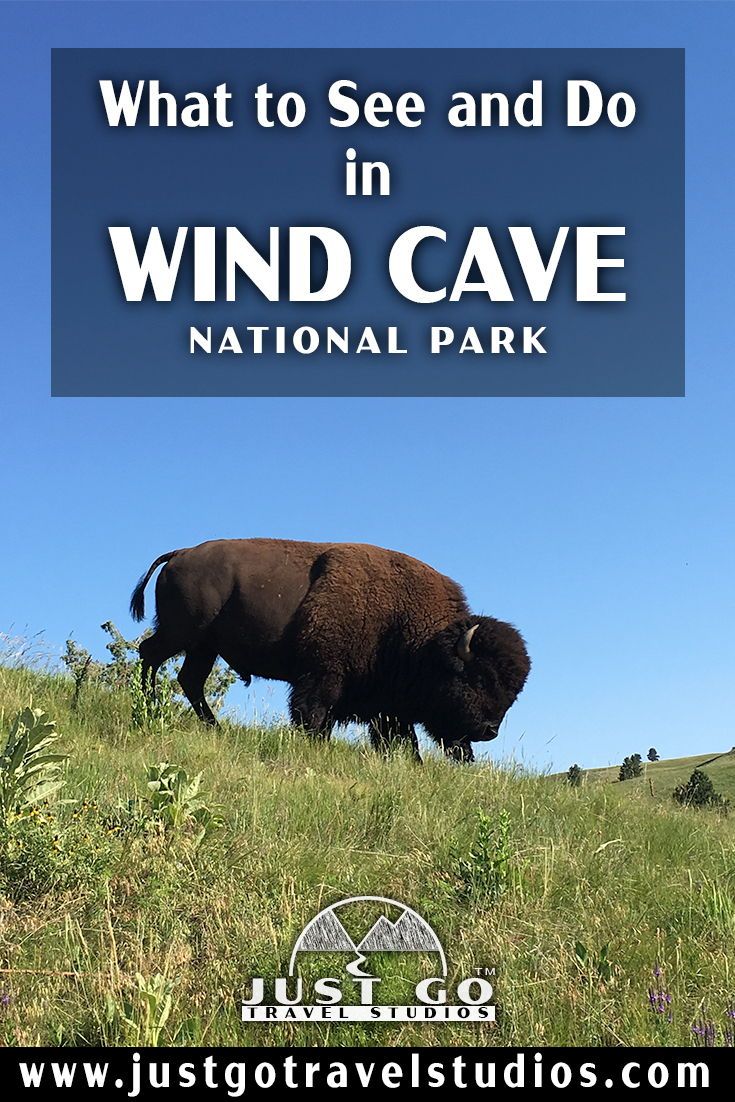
(6, 1046, 726, 1094)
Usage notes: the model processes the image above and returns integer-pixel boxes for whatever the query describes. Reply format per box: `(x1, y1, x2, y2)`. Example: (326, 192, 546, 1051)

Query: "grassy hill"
(560, 752, 735, 804)
(1, 663, 735, 1048)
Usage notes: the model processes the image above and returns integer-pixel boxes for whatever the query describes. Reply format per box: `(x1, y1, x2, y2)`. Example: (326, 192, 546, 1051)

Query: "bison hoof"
(446, 743, 475, 764)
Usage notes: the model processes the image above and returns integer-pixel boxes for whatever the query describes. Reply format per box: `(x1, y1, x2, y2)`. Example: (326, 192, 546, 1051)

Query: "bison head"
(423, 615, 530, 757)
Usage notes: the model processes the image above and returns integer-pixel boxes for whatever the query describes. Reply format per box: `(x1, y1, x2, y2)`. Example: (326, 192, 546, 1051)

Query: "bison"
(130, 539, 530, 762)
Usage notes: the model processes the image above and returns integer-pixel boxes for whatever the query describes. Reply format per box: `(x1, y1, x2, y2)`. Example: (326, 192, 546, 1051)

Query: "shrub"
(144, 762, 220, 844)
(566, 763, 583, 787)
(672, 769, 729, 812)
(0, 705, 117, 902)
(119, 973, 175, 1047)
(130, 662, 175, 730)
(449, 808, 515, 902)
(619, 754, 643, 781)
(0, 706, 66, 826)
(104, 762, 221, 849)
(62, 621, 236, 714)
(647, 747, 660, 762)
(0, 801, 117, 902)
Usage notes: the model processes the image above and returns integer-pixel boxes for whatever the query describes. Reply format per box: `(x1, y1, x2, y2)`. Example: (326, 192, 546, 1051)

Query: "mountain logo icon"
(288, 895, 447, 977)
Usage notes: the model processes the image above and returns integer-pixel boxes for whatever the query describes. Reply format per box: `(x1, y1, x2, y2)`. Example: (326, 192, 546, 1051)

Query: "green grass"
(1, 663, 735, 1048)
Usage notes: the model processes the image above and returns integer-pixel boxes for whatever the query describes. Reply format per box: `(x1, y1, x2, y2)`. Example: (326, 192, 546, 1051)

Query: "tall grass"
(0, 663, 734, 1047)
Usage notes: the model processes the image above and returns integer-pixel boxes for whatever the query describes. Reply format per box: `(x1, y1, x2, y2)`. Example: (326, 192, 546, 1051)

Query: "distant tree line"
(566, 744, 728, 815)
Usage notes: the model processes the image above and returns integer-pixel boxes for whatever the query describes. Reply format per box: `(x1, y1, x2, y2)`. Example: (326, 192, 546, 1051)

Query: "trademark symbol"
(475, 966, 495, 977)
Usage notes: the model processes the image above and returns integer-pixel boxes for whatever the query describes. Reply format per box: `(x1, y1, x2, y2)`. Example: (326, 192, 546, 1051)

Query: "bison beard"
(130, 539, 530, 763)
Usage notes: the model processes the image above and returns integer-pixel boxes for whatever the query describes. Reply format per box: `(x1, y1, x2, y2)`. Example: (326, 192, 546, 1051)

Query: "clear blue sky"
(1, 2, 733, 770)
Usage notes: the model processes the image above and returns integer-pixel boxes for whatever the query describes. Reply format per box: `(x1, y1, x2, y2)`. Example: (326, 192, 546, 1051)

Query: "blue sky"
(1, 1, 733, 770)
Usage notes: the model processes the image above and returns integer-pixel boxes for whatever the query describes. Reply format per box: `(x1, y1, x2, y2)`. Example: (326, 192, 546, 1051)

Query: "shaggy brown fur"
(131, 539, 530, 762)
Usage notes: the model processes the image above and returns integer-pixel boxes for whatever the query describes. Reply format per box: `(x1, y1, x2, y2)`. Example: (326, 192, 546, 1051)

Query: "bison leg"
(139, 631, 180, 700)
(177, 645, 218, 726)
(369, 717, 422, 764)
(289, 676, 336, 741)
(444, 739, 475, 764)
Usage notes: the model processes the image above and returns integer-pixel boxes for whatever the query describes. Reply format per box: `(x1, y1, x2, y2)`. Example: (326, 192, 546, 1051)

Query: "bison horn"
(457, 624, 479, 662)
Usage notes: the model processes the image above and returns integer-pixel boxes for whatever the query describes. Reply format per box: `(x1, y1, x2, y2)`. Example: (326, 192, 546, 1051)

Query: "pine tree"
(672, 769, 728, 811)
(619, 753, 644, 781)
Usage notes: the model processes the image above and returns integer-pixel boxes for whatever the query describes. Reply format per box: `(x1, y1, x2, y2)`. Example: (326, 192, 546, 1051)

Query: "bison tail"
(130, 550, 181, 622)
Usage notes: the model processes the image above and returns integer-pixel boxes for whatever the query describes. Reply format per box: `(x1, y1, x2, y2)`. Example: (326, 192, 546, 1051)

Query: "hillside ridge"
(554, 750, 735, 804)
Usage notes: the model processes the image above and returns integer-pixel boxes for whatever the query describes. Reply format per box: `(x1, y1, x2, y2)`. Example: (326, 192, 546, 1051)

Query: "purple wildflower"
(726, 1006, 735, 1020)
(0, 993, 10, 1008)
(648, 987, 672, 1015)
(647, 968, 674, 1021)
(692, 1019, 717, 1047)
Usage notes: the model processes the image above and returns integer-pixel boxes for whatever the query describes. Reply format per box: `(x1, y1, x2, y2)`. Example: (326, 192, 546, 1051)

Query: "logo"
(241, 895, 495, 1023)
